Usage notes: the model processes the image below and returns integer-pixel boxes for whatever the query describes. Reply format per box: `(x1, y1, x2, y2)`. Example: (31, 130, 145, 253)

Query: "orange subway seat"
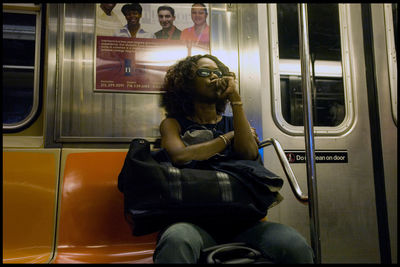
(53, 151, 157, 263)
(3, 150, 59, 264)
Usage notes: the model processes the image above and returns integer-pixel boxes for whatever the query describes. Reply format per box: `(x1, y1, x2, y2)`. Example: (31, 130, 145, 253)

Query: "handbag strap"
(167, 166, 234, 203)
(216, 171, 233, 202)
(167, 166, 182, 201)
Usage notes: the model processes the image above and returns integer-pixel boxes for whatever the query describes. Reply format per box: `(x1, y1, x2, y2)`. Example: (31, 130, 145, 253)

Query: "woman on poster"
(180, 3, 210, 44)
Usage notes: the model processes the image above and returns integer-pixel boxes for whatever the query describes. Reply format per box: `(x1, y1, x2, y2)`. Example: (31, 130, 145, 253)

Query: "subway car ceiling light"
(279, 59, 342, 77)
(3, 24, 36, 40)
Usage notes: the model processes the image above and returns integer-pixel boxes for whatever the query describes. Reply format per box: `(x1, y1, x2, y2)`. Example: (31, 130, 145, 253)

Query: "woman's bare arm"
(219, 78, 259, 160)
(160, 118, 234, 165)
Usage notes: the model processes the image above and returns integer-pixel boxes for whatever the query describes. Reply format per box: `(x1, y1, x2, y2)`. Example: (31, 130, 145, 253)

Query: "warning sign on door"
(284, 151, 348, 163)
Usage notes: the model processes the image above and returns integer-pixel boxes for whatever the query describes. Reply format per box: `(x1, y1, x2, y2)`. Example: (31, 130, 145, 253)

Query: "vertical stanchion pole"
(297, 3, 321, 263)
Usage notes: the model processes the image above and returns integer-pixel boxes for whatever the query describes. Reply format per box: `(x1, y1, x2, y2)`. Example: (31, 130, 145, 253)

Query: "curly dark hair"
(161, 54, 235, 118)
(121, 3, 142, 16)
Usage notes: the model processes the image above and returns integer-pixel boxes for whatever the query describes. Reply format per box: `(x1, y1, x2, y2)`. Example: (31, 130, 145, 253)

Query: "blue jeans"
(153, 221, 314, 264)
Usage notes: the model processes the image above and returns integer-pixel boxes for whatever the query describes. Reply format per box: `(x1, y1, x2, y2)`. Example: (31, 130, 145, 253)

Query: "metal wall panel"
(44, 4, 60, 147)
(236, 4, 263, 139)
(210, 4, 239, 78)
(48, 4, 166, 143)
(371, 4, 397, 262)
(45, 4, 240, 144)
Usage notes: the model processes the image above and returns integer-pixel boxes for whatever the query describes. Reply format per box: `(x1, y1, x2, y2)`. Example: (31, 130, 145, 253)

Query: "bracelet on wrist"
(219, 135, 229, 145)
(230, 101, 243, 106)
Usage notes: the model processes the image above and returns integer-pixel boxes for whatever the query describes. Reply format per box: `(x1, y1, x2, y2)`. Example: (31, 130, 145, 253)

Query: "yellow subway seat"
(2, 150, 59, 263)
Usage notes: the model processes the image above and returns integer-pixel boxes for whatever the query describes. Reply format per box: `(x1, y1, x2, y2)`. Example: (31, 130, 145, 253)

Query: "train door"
(233, 3, 396, 263)
(234, 4, 397, 263)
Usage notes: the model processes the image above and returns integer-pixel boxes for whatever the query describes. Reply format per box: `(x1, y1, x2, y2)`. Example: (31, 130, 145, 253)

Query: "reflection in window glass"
(2, 12, 37, 126)
(277, 4, 345, 126)
(3, 69, 35, 124)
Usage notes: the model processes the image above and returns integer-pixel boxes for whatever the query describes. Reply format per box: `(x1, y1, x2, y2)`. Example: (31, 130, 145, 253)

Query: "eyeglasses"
(196, 68, 223, 78)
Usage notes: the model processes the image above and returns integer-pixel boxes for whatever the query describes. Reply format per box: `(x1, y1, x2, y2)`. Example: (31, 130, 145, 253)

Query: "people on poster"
(96, 3, 211, 92)
(114, 3, 155, 38)
(154, 6, 182, 40)
(96, 3, 124, 36)
(180, 3, 209, 44)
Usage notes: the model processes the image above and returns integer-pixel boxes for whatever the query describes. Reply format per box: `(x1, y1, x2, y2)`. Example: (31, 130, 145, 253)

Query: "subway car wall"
(2, 3, 397, 264)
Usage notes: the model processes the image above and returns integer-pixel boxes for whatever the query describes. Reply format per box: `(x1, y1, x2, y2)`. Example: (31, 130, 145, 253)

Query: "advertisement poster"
(95, 3, 210, 93)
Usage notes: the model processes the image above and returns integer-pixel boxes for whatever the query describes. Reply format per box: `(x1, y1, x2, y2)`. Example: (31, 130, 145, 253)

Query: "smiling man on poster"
(114, 3, 155, 38)
(155, 6, 182, 40)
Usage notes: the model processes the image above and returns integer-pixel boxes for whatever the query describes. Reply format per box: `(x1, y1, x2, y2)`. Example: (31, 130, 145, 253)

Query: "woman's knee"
(235, 221, 314, 263)
(265, 222, 314, 263)
(154, 222, 217, 263)
(158, 222, 203, 246)
(154, 223, 202, 263)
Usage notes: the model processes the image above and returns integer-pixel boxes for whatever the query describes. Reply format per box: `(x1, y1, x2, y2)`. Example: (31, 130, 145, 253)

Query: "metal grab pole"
(297, 4, 321, 264)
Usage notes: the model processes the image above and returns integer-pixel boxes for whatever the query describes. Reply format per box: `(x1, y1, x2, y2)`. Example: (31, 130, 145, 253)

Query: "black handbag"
(118, 138, 282, 236)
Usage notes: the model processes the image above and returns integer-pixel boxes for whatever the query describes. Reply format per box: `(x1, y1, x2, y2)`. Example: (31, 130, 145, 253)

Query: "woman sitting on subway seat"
(154, 54, 314, 264)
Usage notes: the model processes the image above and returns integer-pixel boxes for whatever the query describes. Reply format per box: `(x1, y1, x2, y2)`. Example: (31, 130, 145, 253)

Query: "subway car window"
(2, 9, 41, 131)
(277, 4, 345, 127)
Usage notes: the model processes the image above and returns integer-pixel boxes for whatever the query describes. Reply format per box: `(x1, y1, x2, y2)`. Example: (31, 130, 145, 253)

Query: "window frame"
(2, 4, 42, 132)
(268, 3, 355, 136)
(383, 3, 397, 126)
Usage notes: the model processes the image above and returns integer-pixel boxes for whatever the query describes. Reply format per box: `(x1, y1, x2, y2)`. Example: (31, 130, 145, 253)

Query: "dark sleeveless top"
(172, 115, 235, 167)
(175, 115, 234, 138)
